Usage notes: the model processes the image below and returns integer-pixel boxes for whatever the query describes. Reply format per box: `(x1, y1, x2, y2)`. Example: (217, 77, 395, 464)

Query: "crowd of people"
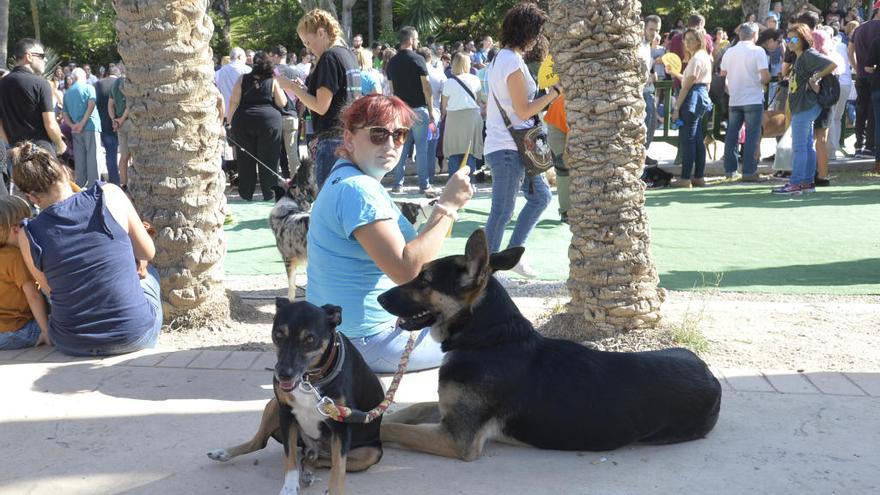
(643, 1, 880, 195)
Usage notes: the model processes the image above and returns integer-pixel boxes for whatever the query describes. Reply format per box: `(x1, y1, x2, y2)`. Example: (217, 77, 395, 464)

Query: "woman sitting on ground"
(10, 142, 163, 356)
(306, 94, 472, 373)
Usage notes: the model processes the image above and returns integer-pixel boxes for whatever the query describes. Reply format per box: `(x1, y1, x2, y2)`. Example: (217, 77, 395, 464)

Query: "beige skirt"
(443, 108, 484, 160)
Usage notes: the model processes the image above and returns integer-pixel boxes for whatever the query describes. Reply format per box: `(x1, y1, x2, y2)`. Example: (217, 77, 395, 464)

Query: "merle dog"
(376, 229, 721, 460)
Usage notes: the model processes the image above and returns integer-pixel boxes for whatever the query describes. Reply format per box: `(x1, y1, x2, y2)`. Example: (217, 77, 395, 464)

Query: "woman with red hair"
(306, 95, 472, 372)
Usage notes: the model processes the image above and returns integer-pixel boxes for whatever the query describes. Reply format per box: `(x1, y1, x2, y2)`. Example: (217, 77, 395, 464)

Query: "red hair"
(340, 94, 415, 133)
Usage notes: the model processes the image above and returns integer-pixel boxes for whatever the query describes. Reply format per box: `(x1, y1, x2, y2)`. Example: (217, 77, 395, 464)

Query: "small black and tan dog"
(377, 229, 722, 460)
(207, 300, 384, 494)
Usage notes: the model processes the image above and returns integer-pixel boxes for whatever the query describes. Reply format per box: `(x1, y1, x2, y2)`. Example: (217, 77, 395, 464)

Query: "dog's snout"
(377, 293, 389, 308)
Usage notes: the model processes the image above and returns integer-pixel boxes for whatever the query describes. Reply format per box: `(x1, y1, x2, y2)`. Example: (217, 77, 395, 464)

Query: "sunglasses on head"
(362, 126, 410, 146)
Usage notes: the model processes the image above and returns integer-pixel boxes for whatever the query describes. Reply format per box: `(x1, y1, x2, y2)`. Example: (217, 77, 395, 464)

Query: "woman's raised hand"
(439, 166, 473, 211)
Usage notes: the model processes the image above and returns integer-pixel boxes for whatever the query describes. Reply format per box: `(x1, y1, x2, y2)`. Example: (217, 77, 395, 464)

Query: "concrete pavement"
(1, 347, 878, 495)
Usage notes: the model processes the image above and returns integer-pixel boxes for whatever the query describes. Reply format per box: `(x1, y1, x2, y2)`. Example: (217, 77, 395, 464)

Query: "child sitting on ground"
(0, 195, 50, 349)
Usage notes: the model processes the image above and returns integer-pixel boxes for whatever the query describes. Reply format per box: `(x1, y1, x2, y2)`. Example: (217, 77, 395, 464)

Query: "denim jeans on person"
(100, 133, 120, 184)
(351, 322, 443, 373)
(871, 91, 880, 162)
(678, 85, 713, 180)
(314, 138, 343, 189)
(484, 149, 552, 254)
(0, 320, 41, 350)
(723, 104, 763, 176)
(789, 104, 823, 186)
(447, 154, 476, 178)
(827, 83, 852, 160)
(392, 107, 431, 190)
(643, 90, 657, 149)
(56, 264, 163, 357)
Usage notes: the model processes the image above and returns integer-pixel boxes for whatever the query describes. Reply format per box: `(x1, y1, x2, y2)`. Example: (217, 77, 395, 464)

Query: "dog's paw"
(206, 448, 231, 462)
(299, 470, 316, 488)
(280, 470, 300, 495)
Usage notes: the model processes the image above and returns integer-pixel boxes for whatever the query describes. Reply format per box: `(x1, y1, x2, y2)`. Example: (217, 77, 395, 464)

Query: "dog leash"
(224, 132, 290, 183)
(304, 331, 418, 424)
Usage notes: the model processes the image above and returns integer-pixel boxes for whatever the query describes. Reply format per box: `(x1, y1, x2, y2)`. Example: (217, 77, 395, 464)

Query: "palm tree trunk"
(380, 0, 392, 36)
(341, 0, 356, 44)
(29, 0, 40, 41)
(114, 0, 230, 328)
(545, 0, 664, 339)
(0, 0, 9, 64)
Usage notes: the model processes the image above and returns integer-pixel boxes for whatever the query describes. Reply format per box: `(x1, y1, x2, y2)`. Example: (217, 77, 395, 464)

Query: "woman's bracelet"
(433, 203, 459, 221)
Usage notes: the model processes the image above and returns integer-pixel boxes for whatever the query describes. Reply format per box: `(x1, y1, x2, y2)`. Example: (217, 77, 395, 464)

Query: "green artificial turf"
(224, 182, 880, 295)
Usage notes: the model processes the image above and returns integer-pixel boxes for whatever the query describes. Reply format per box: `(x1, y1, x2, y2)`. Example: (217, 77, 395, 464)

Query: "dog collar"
(302, 332, 345, 388)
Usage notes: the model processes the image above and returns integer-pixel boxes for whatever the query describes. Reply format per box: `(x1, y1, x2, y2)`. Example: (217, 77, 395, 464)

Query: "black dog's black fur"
(272, 300, 384, 461)
(377, 230, 721, 459)
(641, 165, 674, 189)
(208, 301, 383, 493)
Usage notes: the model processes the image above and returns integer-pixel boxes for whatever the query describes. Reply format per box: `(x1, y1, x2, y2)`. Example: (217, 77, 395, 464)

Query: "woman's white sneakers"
(511, 259, 539, 279)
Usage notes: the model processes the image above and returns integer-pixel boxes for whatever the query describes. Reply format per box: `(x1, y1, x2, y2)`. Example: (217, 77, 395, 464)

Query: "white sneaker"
(511, 260, 539, 279)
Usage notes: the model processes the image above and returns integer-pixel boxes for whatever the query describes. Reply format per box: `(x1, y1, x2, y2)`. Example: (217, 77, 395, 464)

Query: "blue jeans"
(0, 320, 41, 350)
(352, 323, 443, 373)
(447, 154, 476, 178)
(790, 104, 823, 185)
(644, 90, 656, 149)
(315, 138, 343, 189)
(484, 149, 552, 254)
(393, 107, 431, 190)
(427, 136, 438, 181)
(58, 265, 163, 357)
(100, 133, 120, 184)
(723, 104, 763, 176)
(679, 85, 712, 179)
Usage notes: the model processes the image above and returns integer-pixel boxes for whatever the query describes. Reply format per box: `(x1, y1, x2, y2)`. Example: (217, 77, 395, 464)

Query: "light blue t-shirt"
(62, 82, 102, 133)
(360, 69, 380, 95)
(306, 161, 417, 338)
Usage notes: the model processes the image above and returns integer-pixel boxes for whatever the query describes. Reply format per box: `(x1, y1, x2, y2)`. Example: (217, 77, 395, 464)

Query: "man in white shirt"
(720, 22, 770, 180)
(214, 47, 252, 117)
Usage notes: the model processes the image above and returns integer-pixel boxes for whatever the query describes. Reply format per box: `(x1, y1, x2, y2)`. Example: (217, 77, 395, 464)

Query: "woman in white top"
(671, 28, 714, 187)
(441, 52, 484, 177)
(483, 2, 562, 278)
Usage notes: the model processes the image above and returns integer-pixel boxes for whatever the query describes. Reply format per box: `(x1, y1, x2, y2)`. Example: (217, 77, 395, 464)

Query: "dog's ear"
(321, 304, 343, 328)
(489, 246, 525, 273)
(464, 229, 490, 281)
(276, 297, 291, 310)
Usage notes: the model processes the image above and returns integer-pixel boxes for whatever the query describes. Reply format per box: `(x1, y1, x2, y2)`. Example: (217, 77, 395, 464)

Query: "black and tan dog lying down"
(377, 229, 722, 460)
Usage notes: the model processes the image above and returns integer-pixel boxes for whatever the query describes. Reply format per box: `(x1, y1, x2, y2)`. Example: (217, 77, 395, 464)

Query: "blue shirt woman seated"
(306, 94, 473, 373)
(10, 142, 163, 356)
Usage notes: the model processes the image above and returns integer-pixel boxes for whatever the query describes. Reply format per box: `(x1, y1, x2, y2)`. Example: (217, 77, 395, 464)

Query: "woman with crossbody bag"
(440, 52, 484, 177)
(484, 2, 562, 278)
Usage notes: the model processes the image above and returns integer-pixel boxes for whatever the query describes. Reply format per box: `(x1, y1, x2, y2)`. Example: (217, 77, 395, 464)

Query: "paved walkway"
(2, 347, 878, 494)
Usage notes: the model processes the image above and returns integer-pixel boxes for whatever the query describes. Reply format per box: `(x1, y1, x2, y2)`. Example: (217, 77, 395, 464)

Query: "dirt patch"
(158, 274, 880, 371)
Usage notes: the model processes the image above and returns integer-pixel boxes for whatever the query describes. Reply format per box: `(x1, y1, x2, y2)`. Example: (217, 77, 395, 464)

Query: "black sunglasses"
(362, 126, 410, 146)
(29, 52, 46, 59)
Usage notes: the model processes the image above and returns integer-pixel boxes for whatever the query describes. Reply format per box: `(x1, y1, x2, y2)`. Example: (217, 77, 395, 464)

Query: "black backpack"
(817, 74, 840, 109)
